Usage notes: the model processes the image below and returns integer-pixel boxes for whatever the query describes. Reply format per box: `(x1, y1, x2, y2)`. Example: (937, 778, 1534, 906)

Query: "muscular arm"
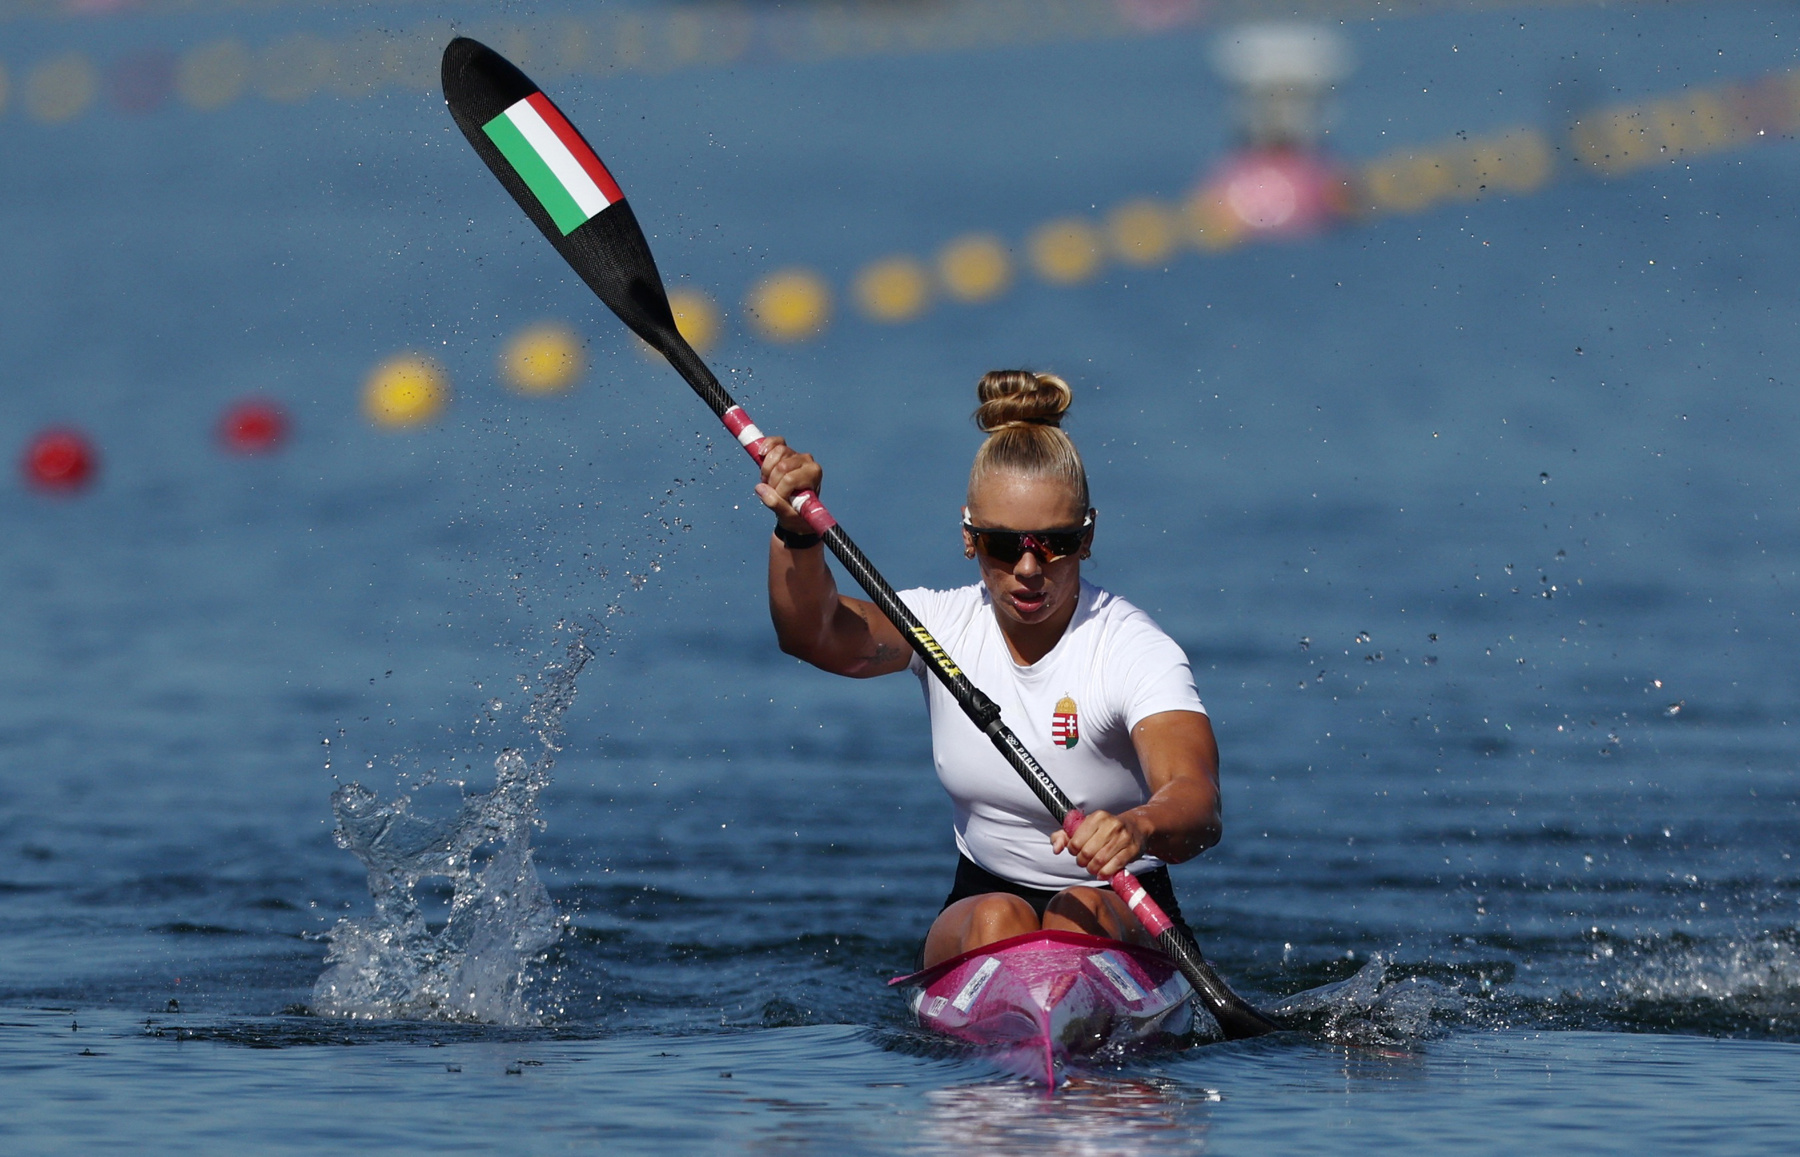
(767, 532, 913, 677)
(758, 437, 912, 679)
(1051, 709, 1221, 878)
(1125, 710, 1222, 862)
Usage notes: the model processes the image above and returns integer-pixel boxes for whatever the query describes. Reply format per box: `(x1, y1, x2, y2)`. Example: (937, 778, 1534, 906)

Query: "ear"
(1079, 507, 1096, 559)
(962, 506, 977, 558)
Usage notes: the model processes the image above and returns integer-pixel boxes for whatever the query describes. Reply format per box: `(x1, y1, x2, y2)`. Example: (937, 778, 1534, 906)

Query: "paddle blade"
(441, 37, 681, 352)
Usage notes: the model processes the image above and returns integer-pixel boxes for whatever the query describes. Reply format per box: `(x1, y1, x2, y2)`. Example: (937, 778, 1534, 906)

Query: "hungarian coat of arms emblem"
(1051, 695, 1079, 749)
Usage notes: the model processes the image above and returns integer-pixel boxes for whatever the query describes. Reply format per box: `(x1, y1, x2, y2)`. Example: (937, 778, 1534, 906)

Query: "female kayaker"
(757, 370, 1221, 968)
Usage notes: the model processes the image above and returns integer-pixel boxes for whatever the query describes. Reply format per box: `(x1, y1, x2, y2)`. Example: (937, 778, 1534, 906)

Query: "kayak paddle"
(439, 36, 1280, 1040)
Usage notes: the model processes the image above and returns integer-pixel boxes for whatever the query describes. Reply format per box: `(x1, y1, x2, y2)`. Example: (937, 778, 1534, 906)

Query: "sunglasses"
(962, 511, 1094, 564)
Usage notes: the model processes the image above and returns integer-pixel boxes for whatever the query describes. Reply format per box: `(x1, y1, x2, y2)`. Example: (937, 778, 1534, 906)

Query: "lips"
(1011, 590, 1048, 614)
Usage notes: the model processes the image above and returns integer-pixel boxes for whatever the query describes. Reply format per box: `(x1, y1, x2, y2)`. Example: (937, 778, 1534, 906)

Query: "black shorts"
(916, 853, 1191, 969)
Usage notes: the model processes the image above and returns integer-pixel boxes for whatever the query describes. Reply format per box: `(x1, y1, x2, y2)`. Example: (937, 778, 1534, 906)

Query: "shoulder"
(898, 582, 986, 622)
(898, 583, 987, 678)
(1076, 582, 1181, 649)
(1078, 582, 1204, 711)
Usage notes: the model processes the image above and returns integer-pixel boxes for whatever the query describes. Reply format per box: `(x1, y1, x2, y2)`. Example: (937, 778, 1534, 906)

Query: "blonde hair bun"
(973, 370, 1072, 433)
(967, 369, 1089, 510)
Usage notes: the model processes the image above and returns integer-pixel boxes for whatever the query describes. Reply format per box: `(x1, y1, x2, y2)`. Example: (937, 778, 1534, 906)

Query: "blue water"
(4, 0, 1800, 1151)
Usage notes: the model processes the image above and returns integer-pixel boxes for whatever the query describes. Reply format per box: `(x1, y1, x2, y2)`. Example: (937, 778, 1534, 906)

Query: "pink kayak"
(890, 930, 1195, 1085)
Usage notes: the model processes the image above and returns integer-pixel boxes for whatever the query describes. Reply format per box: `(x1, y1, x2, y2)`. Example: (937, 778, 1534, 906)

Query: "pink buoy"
(21, 428, 97, 493)
(217, 398, 289, 455)
(1113, 0, 1206, 31)
(1196, 147, 1353, 240)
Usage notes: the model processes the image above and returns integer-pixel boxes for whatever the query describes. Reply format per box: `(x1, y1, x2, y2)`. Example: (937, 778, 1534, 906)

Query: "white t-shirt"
(898, 579, 1207, 891)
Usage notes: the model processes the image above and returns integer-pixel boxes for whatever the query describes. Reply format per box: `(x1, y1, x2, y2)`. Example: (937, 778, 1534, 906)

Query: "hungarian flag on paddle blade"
(441, 37, 683, 355)
(483, 92, 623, 235)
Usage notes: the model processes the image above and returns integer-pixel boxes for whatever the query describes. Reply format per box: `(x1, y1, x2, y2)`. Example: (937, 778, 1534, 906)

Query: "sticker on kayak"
(924, 995, 949, 1018)
(1088, 951, 1147, 1002)
(1150, 973, 1189, 1008)
(951, 956, 1001, 1012)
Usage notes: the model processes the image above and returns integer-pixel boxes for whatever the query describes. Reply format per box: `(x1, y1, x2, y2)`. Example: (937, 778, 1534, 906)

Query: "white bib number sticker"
(951, 957, 1001, 1011)
(1088, 951, 1146, 1002)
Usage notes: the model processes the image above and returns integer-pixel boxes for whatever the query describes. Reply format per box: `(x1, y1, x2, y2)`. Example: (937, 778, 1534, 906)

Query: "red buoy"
(107, 49, 176, 115)
(217, 398, 289, 455)
(22, 428, 97, 493)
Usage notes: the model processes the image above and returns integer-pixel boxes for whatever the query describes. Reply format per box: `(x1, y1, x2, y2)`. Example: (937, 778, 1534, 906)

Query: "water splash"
(1601, 929, 1800, 1003)
(1557, 927, 1800, 1036)
(311, 636, 593, 1024)
(1271, 955, 1463, 1045)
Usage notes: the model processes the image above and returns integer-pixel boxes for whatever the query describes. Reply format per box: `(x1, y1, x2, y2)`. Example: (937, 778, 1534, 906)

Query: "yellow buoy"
(636, 288, 722, 360)
(364, 354, 448, 428)
(501, 322, 585, 394)
(177, 40, 250, 112)
(937, 234, 1012, 303)
(853, 256, 931, 323)
(257, 33, 336, 104)
(1028, 219, 1103, 285)
(667, 287, 722, 352)
(745, 268, 831, 343)
(1183, 191, 1246, 252)
(26, 54, 97, 125)
(1108, 200, 1178, 266)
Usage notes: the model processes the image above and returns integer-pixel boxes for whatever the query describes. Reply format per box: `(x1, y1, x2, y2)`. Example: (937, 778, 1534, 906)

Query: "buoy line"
(0, 0, 1710, 126)
(337, 60, 1799, 437)
(559, 65, 1800, 351)
(0, 0, 1664, 28)
(18, 50, 1795, 471)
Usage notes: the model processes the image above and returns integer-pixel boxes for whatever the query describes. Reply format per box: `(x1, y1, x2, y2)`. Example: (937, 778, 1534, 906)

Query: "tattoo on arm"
(843, 601, 907, 672)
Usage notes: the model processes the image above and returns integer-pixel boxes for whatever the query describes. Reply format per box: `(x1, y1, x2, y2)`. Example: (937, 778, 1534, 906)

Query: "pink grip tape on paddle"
(1109, 870, 1174, 937)
(1061, 809, 1175, 938)
(721, 405, 837, 534)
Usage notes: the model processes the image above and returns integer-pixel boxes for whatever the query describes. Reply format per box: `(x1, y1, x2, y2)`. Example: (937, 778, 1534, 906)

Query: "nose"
(1013, 548, 1043, 577)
